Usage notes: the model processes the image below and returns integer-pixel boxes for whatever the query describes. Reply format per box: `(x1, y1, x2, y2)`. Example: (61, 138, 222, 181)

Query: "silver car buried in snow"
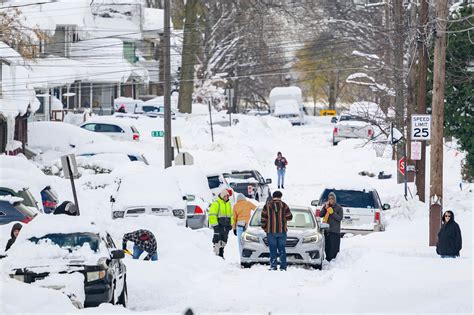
(240, 205, 328, 270)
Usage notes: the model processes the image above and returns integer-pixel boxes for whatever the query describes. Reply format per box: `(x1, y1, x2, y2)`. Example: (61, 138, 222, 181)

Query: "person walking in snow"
(274, 152, 288, 189)
(436, 210, 462, 258)
(209, 189, 234, 258)
(319, 192, 343, 262)
(5, 223, 22, 251)
(122, 229, 158, 261)
(233, 194, 257, 254)
(261, 191, 293, 270)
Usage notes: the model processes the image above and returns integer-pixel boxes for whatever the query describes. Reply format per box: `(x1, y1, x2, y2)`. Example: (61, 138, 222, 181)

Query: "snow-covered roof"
(0, 42, 40, 117)
(28, 56, 88, 89)
(269, 86, 303, 99)
(88, 17, 142, 41)
(144, 8, 165, 32)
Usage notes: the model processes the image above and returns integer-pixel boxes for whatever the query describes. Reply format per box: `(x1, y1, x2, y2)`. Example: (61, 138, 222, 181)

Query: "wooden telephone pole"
(164, 0, 172, 168)
(415, 0, 429, 203)
(429, 0, 449, 246)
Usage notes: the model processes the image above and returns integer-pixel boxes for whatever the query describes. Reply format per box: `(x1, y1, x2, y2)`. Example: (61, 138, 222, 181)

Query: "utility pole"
(429, 0, 449, 246)
(415, 0, 429, 203)
(163, 0, 172, 168)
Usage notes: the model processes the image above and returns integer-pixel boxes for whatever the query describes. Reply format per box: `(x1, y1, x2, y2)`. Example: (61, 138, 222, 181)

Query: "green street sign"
(151, 131, 165, 137)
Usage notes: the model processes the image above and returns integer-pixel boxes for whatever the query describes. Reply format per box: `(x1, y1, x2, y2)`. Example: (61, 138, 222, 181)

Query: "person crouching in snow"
(209, 189, 233, 258)
(319, 192, 343, 262)
(122, 229, 158, 261)
(233, 194, 257, 255)
(436, 210, 462, 258)
(5, 223, 22, 251)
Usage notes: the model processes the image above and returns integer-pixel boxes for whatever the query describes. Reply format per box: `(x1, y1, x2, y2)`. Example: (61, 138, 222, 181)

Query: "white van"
(273, 99, 305, 125)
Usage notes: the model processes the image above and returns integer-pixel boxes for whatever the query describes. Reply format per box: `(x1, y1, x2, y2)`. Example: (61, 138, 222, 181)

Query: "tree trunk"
(429, 0, 448, 246)
(393, 0, 405, 131)
(177, 0, 199, 114)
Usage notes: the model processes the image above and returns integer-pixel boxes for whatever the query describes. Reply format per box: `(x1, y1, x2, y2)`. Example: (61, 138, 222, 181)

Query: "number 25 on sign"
(411, 114, 431, 140)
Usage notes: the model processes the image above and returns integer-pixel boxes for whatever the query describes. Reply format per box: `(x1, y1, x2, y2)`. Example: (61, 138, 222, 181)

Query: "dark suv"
(224, 170, 271, 202)
(6, 216, 127, 308)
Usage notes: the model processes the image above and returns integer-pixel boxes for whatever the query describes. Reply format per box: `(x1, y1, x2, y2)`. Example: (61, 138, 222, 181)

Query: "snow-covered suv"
(332, 114, 374, 145)
(5, 215, 127, 308)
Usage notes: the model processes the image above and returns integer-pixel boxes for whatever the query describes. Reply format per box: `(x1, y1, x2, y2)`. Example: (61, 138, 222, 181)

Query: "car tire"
(118, 279, 128, 307)
(241, 262, 252, 268)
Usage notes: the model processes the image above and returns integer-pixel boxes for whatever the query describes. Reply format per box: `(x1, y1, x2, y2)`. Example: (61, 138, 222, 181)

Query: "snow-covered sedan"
(240, 205, 327, 269)
(332, 114, 374, 145)
(5, 215, 127, 308)
(312, 187, 390, 235)
(80, 118, 140, 141)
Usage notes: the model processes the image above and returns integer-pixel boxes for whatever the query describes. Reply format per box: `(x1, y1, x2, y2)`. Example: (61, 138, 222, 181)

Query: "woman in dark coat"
(436, 210, 462, 258)
(5, 223, 22, 251)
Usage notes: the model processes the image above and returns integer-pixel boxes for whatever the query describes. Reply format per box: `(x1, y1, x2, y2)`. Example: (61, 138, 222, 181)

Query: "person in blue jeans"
(261, 191, 293, 270)
(274, 152, 288, 189)
(122, 229, 158, 261)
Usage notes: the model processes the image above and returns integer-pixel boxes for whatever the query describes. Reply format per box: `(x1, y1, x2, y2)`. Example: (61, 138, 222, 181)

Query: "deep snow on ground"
(0, 114, 472, 314)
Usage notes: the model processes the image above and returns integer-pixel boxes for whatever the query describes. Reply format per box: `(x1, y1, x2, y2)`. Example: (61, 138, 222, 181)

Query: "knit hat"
(219, 189, 230, 198)
(328, 192, 337, 203)
(237, 193, 246, 201)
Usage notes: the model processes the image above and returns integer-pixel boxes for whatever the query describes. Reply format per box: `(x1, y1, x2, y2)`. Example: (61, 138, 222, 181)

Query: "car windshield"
(320, 189, 377, 208)
(226, 172, 255, 180)
(29, 233, 100, 252)
(250, 208, 315, 228)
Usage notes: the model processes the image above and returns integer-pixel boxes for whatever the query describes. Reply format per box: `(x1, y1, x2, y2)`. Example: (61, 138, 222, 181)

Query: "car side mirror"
(265, 178, 272, 184)
(110, 196, 115, 203)
(111, 250, 125, 260)
(311, 200, 319, 207)
(320, 222, 329, 230)
(382, 203, 391, 210)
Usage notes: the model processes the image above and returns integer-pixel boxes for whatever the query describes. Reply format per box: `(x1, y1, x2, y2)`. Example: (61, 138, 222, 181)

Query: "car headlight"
(172, 209, 185, 219)
(10, 274, 25, 282)
(113, 211, 125, 219)
(243, 232, 259, 243)
(302, 234, 320, 243)
(86, 270, 106, 282)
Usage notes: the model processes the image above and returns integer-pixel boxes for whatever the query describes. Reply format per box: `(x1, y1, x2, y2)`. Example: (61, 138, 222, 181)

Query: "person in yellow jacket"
(208, 189, 234, 258)
(232, 194, 257, 254)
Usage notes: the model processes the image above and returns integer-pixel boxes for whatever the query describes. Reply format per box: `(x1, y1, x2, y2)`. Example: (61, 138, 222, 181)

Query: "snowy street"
(1, 114, 471, 314)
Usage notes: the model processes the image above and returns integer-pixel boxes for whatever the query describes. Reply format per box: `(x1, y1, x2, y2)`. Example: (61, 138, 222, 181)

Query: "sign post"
(61, 154, 80, 215)
(175, 152, 194, 165)
(208, 99, 214, 142)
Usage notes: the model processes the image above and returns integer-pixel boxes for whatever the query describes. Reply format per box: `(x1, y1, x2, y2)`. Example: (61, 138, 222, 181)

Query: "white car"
(332, 114, 374, 145)
(110, 168, 187, 225)
(311, 187, 390, 235)
(80, 119, 140, 141)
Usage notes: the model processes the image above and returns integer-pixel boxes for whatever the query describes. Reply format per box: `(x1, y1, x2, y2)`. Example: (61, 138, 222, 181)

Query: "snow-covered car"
(164, 166, 214, 229)
(224, 170, 271, 202)
(332, 114, 374, 145)
(75, 143, 149, 165)
(240, 205, 327, 269)
(110, 168, 187, 225)
(80, 119, 140, 141)
(0, 179, 41, 213)
(141, 105, 177, 119)
(0, 197, 39, 225)
(5, 215, 127, 308)
(311, 187, 390, 235)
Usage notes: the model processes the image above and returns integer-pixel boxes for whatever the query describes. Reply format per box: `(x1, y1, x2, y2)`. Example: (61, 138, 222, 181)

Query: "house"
(0, 42, 39, 155)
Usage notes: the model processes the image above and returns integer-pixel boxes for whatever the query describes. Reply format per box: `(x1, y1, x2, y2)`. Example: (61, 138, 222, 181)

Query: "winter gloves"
(323, 207, 333, 223)
(327, 207, 334, 214)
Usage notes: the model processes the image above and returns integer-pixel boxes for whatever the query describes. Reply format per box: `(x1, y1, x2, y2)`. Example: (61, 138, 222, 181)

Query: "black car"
(0, 200, 38, 225)
(223, 170, 271, 202)
(7, 216, 127, 308)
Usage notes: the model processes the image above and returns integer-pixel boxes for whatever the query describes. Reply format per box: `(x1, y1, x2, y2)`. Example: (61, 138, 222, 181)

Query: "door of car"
(105, 233, 125, 296)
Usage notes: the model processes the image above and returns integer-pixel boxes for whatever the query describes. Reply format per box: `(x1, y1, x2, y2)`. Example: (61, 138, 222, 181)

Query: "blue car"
(0, 200, 39, 225)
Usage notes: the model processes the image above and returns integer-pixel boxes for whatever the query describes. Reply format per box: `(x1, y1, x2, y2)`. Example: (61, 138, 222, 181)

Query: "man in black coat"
(5, 223, 22, 251)
(436, 210, 462, 258)
(319, 192, 343, 262)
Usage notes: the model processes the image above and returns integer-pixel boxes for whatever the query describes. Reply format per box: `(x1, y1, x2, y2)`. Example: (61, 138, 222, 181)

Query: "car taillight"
(333, 127, 338, 134)
(43, 201, 57, 208)
(374, 211, 380, 222)
(315, 208, 321, 217)
(21, 216, 33, 224)
(368, 129, 373, 137)
(227, 189, 233, 197)
(247, 185, 254, 195)
(194, 206, 204, 214)
(133, 133, 140, 140)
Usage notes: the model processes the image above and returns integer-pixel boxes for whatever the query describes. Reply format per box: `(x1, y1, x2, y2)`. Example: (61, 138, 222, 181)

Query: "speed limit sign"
(411, 114, 431, 140)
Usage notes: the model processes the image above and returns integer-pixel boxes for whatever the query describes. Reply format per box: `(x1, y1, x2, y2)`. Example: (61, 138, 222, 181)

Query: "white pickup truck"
(332, 114, 374, 145)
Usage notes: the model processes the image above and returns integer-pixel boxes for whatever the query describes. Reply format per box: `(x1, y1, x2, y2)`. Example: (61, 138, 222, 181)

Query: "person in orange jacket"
(232, 194, 257, 254)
